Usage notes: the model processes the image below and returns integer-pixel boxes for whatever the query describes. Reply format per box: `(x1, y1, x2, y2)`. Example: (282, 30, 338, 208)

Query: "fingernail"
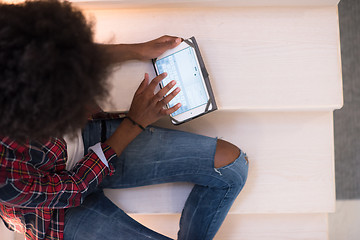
(176, 38, 181, 43)
(171, 80, 176, 86)
(175, 87, 181, 92)
(163, 72, 167, 77)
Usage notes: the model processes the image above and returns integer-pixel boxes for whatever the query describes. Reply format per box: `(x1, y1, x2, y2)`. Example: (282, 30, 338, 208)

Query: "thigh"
(99, 119, 218, 189)
(64, 191, 172, 240)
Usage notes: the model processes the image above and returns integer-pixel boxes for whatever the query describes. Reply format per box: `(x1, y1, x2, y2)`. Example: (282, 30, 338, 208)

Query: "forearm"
(97, 43, 143, 64)
(97, 35, 182, 64)
(105, 118, 144, 156)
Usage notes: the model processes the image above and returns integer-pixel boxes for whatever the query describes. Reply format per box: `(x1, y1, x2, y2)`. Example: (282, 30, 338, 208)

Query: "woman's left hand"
(137, 35, 182, 60)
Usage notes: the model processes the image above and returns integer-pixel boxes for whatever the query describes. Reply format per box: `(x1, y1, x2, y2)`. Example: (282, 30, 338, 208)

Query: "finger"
(173, 37, 182, 46)
(147, 72, 167, 92)
(161, 103, 182, 116)
(153, 80, 177, 102)
(158, 87, 181, 107)
(135, 73, 149, 95)
(164, 36, 182, 48)
(156, 35, 182, 49)
(161, 35, 177, 40)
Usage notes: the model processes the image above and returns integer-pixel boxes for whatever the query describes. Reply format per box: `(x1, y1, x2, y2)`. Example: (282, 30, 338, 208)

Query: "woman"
(0, 1, 248, 239)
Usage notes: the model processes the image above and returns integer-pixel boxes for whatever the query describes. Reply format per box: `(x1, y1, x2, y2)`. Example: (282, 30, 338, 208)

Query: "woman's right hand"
(127, 72, 181, 128)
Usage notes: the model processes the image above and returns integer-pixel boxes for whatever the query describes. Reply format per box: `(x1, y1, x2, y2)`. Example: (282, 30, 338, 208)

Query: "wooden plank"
(129, 213, 329, 240)
(72, 0, 340, 9)
(4, 0, 342, 8)
(81, 7, 343, 111)
(104, 111, 336, 214)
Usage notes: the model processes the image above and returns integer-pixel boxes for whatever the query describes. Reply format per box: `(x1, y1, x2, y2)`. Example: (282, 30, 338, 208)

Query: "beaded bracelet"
(125, 116, 146, 131)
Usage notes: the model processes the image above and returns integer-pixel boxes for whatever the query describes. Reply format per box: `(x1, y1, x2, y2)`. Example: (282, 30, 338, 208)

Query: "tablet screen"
(155, 46, 209, 117)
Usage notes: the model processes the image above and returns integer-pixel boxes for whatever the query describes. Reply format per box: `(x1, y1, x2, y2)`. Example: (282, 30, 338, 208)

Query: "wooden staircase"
(2, 0, 342, 239)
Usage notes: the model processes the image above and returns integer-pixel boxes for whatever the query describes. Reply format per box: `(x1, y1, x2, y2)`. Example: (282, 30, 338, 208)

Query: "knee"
(214, 139, 242, 168)
(214, 139, 249, 194)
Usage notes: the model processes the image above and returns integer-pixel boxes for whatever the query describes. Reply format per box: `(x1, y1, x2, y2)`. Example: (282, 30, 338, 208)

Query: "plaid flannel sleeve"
(0, 143, 116, 209)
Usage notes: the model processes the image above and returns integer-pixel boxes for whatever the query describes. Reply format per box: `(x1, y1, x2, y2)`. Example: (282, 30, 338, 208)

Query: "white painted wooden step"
(128, 213, 329, 240)
(79, 6, 343, 112)
(104, 111, 335, 214)
(73, 0, 340, 8)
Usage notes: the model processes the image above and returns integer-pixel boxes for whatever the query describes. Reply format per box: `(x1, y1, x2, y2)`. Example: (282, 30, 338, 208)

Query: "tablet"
(152, 37, 217, 125)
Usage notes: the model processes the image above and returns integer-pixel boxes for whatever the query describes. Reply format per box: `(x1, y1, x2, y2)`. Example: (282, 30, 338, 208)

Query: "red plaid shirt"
(0, 136, 116, 239)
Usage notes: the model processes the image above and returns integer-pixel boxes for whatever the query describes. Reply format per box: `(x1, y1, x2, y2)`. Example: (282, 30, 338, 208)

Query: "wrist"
(113, 44, 142, 62)
(121, 43, 143, 61)
(125, 116, 146, 131)
(105, 118, 143, 156)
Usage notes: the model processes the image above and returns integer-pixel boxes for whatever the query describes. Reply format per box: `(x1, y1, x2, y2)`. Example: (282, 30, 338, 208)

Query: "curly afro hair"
(0, 0, 111, 141)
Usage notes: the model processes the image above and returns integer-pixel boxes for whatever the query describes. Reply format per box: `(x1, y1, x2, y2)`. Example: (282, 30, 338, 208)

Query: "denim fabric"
(64, 119, 248, 240)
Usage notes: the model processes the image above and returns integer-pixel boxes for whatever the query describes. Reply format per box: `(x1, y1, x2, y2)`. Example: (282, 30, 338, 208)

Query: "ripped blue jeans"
(64, 119, 249, 240)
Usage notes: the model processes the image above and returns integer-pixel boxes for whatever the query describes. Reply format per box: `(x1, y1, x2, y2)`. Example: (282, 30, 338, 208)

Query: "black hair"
(0, 0, 110, 141)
